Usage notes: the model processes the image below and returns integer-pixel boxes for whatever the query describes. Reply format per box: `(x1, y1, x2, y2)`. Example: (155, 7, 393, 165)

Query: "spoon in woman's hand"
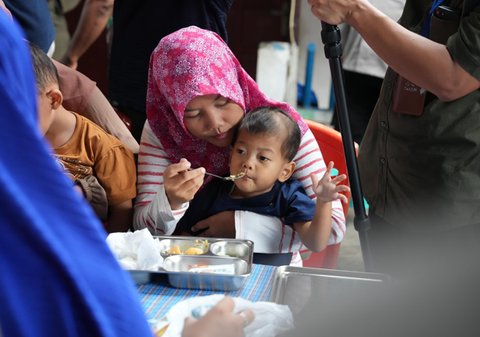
(204, 170, 246, 181)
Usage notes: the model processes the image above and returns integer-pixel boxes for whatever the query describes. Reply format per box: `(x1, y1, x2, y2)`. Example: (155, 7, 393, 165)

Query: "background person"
(308, 0, 480, 274)
(57, 0, 114, 70)
(30, 43, 136, 233)
(54, 58, 139, 153)
(331, 0, 405, 144)
(3, 0, 56, 55)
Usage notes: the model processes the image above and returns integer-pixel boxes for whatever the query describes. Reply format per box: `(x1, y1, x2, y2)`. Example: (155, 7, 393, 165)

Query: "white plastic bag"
(163, 294, 294, 337)
(106, 228, 163, 271)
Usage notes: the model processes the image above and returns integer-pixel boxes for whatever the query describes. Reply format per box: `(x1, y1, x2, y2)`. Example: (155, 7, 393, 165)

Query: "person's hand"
(307, 0, 362, 25)
(312, 161, 350, 204)
(164, 158, 205, 210)
(191, 211, 236, 238)
(59, 54, 78, 70)
(182, 297, 254, 337)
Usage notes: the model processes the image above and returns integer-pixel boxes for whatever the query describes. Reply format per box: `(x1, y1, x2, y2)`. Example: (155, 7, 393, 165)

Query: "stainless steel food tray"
(130, 236, 254, 291)
(271, 266, 389, 316)
(270, 266, 390, 336)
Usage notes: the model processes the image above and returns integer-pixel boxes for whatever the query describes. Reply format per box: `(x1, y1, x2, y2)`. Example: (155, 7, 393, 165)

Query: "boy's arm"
(107, 199, 133, 233)
(293, 201, 332, 252)
(295, 162, 350, 251)
(291, 129, 347, 244)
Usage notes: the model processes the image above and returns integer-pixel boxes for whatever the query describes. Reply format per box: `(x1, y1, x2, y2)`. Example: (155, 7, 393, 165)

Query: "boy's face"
(229, 128, 295, 198)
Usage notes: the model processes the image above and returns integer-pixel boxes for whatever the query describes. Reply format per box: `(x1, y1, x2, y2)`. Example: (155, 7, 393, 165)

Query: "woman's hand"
(182, 297, 254, 337)
(191, 211, 236, 238)
(164, 158, 205, 210)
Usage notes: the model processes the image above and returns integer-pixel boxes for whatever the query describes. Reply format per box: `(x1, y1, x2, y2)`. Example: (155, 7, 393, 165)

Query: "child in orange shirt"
(30, 43, 136, 233)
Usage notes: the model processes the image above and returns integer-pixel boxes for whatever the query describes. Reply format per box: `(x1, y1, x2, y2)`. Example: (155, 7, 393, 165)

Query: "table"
(137, 264, 276, 320)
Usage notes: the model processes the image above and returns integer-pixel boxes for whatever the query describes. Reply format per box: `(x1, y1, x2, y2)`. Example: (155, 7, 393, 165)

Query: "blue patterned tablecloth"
(137, 264, 275, 320)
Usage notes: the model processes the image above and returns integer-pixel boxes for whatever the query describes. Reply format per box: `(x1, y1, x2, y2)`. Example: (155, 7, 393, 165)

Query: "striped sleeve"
(291, 129, 346, 244)
(133, 121, 187, 235)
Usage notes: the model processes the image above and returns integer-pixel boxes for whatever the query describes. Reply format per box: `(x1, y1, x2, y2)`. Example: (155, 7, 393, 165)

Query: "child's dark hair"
(235, 106, 301, 161)
(29, 42, 59, 92)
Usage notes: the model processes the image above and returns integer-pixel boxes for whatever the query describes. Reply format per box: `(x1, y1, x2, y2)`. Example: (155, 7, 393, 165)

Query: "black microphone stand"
(320, 22, 373, 271)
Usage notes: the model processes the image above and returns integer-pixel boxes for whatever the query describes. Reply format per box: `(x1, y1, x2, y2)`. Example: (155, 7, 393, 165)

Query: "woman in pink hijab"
(134, 26, 346, 263)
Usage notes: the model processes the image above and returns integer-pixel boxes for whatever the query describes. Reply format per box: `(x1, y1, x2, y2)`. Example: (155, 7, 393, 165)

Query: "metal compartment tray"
(271, 266, 389, 316)
(270, 266, 390, 336)
(130, 236, 253, 291)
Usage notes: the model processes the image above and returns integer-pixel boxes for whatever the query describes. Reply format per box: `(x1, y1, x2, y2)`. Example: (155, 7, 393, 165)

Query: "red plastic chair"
(301, 119, 357, 268)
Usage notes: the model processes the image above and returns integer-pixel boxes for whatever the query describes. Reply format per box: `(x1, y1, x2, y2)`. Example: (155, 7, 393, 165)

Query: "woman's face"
(183, 94, 244, 147)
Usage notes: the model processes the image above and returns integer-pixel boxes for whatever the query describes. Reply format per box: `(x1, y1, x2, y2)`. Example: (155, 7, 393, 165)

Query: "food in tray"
(184, 247, 204, 255)
(187, 263, 236, 275)
(164, 239, 209, 255)
(168, 245, 182, 255)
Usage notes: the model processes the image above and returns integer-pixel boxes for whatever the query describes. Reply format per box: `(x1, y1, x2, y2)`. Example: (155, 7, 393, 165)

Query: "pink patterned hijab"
(146, 26, 308, 175)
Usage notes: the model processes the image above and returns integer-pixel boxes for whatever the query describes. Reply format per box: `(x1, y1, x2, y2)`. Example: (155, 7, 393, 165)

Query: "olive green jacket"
(359, 0, 480, 231)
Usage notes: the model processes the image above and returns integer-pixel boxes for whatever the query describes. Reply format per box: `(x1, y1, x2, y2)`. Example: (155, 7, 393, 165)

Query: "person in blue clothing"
(3, 0, 56, 55)
(0, 9, 252, 337)
(175, 107, 350, 266)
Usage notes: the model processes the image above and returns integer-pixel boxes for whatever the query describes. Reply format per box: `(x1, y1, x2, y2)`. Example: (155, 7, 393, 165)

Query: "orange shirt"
(55, 113, 136, 205)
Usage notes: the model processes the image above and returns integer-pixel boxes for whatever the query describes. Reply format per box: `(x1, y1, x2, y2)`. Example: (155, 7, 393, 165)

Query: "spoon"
(204, 170, 246, 181)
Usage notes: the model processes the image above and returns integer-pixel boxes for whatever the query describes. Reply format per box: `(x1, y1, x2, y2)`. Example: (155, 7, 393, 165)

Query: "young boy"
(175, 107, 350, 265)
(30, 43, 136, 233)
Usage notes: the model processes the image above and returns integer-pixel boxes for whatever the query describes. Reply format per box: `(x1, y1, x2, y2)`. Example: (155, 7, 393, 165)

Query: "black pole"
(320, 22, 373, 271)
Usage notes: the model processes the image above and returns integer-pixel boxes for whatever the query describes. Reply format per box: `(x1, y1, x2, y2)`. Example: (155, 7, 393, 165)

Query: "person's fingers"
(337, 185, 351, 193)
(237, 309, 255, 327)
(331, 174, 347, 184)
(164, 160, 190, 180)
(172, 158, 192, 174)
(311, 173, 319, 187)
(338, 194, 349, 204)
(214, 297, 236, 312)
(183, 317, 197, 327)
(325, 161, 334, 174)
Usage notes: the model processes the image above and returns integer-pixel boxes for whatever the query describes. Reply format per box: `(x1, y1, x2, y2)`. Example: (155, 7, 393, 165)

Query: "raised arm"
(294, 162, 350, 252)
(308, 0, 480, 101)
(291, 129, 347, 244)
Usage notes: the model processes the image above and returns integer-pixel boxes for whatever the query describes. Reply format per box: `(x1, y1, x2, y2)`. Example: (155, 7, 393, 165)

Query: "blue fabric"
(0, 11, 151, 337)
(4, 0, 55, 52)
(138, 264, 275, 320)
